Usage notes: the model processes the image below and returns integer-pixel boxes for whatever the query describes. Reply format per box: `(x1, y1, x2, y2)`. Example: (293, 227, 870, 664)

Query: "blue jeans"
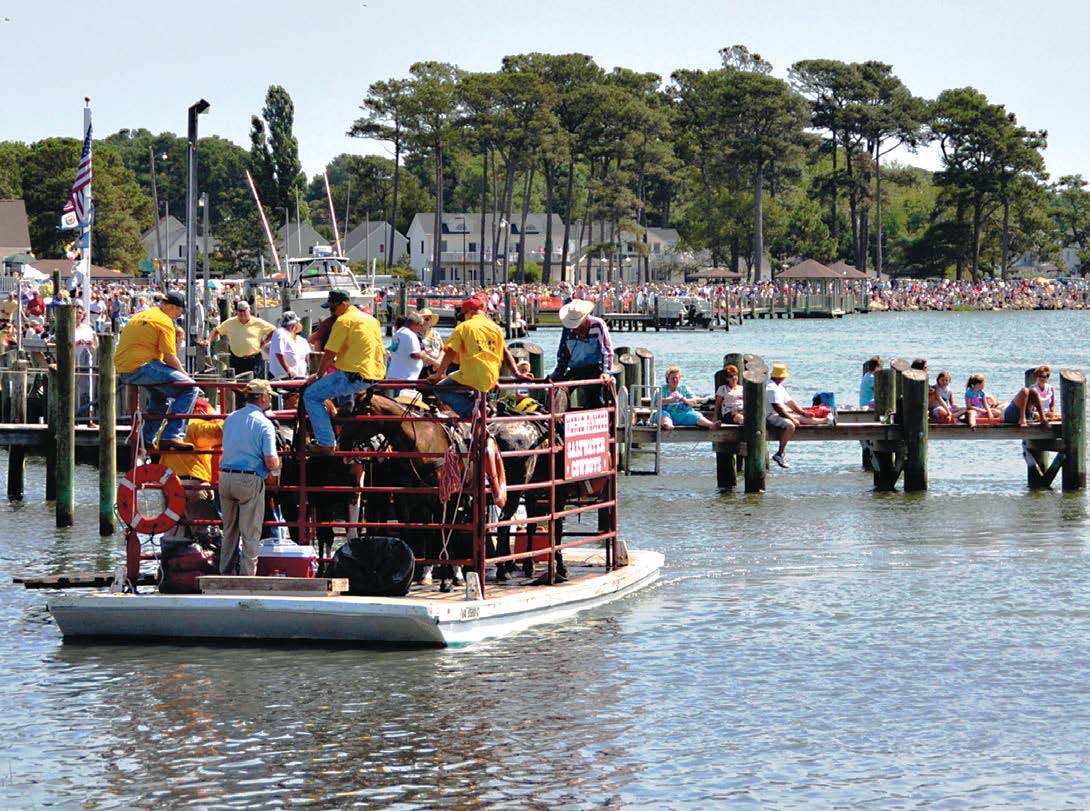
(435, 376, 479, 418)
(304, 370, 374, 447)
(119, 361, 198, 444)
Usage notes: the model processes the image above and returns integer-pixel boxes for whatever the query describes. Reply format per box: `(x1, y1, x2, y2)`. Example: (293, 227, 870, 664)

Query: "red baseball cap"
(461, 297, 485, 314)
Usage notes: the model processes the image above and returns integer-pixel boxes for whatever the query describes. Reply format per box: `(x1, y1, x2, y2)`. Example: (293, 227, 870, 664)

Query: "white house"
(567, 222, 683, 283)
(342, 221, 408, 266)
(141, 215, 220, 277)
(407, 212, 570, 284)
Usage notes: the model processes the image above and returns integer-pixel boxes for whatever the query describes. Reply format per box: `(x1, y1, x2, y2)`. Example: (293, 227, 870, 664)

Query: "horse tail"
(485, 437, 507, 508)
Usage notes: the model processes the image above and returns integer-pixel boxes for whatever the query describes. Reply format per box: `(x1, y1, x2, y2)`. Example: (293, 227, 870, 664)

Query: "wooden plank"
(0, 423, 130, 448)
(630, 422, 1060, 445)
(197, 576, 349, 595)
(15, 572, 157, 589)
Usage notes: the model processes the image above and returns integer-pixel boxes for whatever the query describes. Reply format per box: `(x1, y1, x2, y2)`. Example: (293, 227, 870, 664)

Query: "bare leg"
(777, 420, 795, 455)
(1011, 388, 1030, 427)
(967, 410, 977, 431)
(1025, 388, 1049, 425)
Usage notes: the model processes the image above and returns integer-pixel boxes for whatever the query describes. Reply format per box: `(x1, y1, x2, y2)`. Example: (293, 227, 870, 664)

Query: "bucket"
(256, 541, 318, 578)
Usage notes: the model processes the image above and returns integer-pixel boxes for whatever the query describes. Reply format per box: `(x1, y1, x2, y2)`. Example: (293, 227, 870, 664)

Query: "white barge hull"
(48, 549, 663, 647)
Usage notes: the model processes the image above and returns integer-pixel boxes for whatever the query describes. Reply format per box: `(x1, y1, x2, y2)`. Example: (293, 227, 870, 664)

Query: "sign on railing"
(563, 408, 612, 478)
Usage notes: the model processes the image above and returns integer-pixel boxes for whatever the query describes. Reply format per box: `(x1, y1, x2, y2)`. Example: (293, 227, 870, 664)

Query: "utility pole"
(185, 98, 210, 372)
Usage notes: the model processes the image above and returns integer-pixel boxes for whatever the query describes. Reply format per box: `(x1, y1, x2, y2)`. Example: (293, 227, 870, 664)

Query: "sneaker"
(772, 451, 789, 469)
(157, 438, 195, 452)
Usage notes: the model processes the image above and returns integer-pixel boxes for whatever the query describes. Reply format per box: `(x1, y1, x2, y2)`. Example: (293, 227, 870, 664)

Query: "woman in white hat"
(549, 298, 614, 409)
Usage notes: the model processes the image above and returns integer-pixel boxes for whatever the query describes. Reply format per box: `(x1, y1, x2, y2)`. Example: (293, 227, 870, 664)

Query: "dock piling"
(55, 305, 77, 527)
(1061, 369, 1086, 491)
(6, 360, 28, 499)
(902, 368, 929, 491)
(742, 367, 768, 493)
(98, 334, 117, 535)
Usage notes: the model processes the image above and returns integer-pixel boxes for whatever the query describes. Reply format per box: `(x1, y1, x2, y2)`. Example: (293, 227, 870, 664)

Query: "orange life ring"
(116, 463, 186, 534)
(484, 438, 508, 508)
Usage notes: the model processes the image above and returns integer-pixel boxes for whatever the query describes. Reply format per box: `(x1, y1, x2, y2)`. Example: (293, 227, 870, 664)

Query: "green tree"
(0, 142, 29, 198)
(21, 138, 152, 269)
(1051, 175, 1090, 272)
(249, 85, 305, 214)
(349, 77, 414, 270)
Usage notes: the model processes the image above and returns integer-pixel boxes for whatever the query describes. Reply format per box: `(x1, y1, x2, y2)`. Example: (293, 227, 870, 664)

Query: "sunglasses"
(1037, 373, 1050, 379)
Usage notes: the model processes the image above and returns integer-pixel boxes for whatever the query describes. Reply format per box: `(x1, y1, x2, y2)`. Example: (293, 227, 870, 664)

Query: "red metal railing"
(124, 376, 619, 598)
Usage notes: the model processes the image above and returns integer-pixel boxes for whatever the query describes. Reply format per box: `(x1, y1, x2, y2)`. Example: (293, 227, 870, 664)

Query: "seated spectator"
(929, 370, 966, 424)
(964, 374, 1000, 430)
(714, 364, 744, 426)
(860, 356, 881, 409)
(656, 366, 716, 430)
(766, 363, 826, 468)
(1002, 365, 1055, 427)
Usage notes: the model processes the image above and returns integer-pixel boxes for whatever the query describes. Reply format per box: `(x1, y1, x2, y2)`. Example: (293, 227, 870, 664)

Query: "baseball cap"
(460, 297, 486, 314)
(243, 379, 274, 397)
(280, 310, 300, 325)
(321, 289, 352, 309)
(162, 291, 185, 308)
(235, 300, 250, 311)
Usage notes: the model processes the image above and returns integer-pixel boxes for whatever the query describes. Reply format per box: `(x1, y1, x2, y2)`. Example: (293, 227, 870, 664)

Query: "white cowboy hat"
(559, 299, 595, 330)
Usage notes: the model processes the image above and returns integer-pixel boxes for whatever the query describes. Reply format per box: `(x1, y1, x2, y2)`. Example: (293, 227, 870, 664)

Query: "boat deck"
(47, 548, 663, 647)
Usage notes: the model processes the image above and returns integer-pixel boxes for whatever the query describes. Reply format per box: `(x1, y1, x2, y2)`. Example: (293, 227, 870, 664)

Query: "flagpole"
(81, 98, 92, 317)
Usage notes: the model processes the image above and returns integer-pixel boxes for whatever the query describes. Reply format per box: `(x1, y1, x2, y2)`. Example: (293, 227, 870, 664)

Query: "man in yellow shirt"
(302, 289, 385, 454)
(203, 300, 275, 375)
(426, 296, 526, 417)
(114, 291, 198, 451)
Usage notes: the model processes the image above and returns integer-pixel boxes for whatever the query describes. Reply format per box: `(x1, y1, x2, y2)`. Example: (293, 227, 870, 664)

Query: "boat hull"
(48, 549, 662, 647)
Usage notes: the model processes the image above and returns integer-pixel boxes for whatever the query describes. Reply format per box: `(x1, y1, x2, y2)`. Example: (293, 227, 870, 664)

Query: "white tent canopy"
(21, 265, 48, 281)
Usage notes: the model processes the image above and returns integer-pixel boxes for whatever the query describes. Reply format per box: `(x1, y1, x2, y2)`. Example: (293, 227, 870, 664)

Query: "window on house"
(468, 242, 477, 253)
(420, 240, 424, 253)
(626, 242, 635, 253)
(440, 240, 448, 251)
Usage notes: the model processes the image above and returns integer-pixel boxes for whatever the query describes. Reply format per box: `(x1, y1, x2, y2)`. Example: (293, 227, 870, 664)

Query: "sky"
(4, 0, 1089, 183)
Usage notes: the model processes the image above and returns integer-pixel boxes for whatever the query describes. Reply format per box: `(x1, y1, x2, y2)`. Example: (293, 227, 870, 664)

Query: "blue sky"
(4, 0, 1087, 181)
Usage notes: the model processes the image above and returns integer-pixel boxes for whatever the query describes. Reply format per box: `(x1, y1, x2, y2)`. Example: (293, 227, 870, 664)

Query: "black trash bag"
(329, 536, 415, 597)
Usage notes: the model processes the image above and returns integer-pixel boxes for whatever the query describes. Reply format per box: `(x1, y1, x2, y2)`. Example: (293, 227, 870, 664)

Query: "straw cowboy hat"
(559, 299, 595, 330)
(771, 363, 790, 379)
(416, 307, 439, 327)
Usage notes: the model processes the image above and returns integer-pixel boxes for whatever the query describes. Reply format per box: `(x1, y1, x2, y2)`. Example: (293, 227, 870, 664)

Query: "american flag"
(60, 120, 92, 229)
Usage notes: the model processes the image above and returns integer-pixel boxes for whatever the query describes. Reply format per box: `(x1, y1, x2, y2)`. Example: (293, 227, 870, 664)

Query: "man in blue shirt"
(550, 299, 615, 409)
(218, 379, 281, 576)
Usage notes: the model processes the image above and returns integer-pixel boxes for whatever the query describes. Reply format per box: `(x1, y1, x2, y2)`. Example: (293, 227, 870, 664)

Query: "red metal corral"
(123, 377, 619, 598)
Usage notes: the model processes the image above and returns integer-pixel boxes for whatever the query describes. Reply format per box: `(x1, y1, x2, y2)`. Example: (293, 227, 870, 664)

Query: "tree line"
(2, 47, 1090, 280)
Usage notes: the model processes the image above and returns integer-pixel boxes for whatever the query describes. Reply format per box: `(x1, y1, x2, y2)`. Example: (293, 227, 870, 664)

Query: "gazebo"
(830, 260, 869, 280)
(687, 267, 742, 282)
(776, 259, 842, 281)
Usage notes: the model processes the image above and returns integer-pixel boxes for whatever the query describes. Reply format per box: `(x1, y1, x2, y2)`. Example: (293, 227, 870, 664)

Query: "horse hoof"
(522, 564, 535, 579)
(439, 580, 453, 593)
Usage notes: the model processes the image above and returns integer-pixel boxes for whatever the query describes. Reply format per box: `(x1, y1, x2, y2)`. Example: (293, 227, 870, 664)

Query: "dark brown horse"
(336, 391, 473, 592)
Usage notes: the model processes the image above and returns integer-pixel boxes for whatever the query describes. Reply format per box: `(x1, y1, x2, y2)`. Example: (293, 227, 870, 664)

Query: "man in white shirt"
(385, 311, 436, 396)
(765, 362, 823, 469)
(268, 310, 310, 380)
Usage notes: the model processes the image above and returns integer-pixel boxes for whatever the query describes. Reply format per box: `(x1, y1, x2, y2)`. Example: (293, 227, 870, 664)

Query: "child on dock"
(964, 374, 1000, 430)
(929, 370, 966, 424)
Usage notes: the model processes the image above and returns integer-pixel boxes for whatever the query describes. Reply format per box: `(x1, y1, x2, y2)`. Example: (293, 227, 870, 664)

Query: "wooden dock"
(619, 362, 1086, 494)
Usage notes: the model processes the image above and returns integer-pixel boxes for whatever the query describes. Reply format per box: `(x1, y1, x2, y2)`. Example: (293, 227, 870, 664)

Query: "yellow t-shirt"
(159, 418, 223, 483)
(216, 316, 275, 356)
(114, 306, 177, 374)
(448, 312, 505, 393)
(327, 306, 385, 379)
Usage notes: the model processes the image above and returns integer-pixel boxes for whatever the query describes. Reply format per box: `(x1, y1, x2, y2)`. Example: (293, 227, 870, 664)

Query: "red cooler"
(256, 541, 318, 577)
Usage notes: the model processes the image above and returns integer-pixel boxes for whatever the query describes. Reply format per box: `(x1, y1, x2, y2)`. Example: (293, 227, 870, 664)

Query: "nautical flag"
(60, 119, 93, 229)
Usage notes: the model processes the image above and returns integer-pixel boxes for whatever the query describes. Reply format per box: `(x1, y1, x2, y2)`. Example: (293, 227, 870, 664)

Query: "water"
(4, 310, 1090, 808)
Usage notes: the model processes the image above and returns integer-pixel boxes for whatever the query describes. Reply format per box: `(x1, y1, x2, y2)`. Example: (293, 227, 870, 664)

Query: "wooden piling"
(742, 367, 768, 493)
(715, 441, 737, 491)
(503, 289, 514, 338)
(1061, 369, 1086, 491)
(54, 305, 77, 527)
(891, 358, 910, 416)
(6, 360, 28, 499)
(870, 368, 898, 489)
(901, 368, 929, 491)
(98, 334, 117, 535)
(715, 352, 745, 392)
(617, 352, 639, 401)
(636, 348, 654, 397)
(397, 285, 407, 319)
(1020, 368, 1051, 488)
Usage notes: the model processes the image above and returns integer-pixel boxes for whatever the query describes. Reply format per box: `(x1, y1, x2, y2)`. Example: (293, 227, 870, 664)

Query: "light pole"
(185, 98, 210, 372)
(148, 148, 167, 291)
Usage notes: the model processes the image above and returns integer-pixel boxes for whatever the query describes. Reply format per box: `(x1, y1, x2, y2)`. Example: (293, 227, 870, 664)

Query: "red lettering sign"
(564, 409, 612, 479)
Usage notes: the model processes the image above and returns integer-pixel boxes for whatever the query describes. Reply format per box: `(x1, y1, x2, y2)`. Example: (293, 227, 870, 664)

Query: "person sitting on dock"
(714, 364, 745, 426)
(549, 299, 614, 409)
(656, 366, 717, 430)
(766, 363, 825, 468)
(860, 356, 881, 409)
(929, 370, 966, 424)
(219, 379, 281, 577)
(303, 289, 386, 455)
(964, 374, 1001, 430)
(1001, 367, 1055, 428)
(114, 291, 198, 453)
(426, 297, 526, 418)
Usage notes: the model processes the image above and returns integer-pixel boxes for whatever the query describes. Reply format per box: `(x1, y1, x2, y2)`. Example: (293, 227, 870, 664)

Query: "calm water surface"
(3, 310, 1090, 808)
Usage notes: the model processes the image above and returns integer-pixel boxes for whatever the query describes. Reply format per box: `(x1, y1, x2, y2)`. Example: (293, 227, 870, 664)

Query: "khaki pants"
(219, 470, 266, 576)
